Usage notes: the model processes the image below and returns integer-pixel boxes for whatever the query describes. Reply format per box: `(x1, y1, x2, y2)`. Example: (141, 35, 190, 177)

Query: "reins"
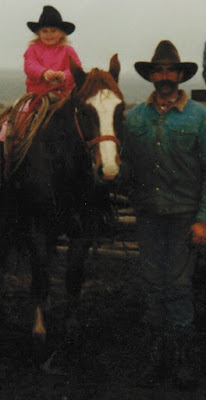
(17, 84, 66, 131)
(74, 108, 120, 148)
(87, 135, 120, 147)
(4, 84, 68, 179)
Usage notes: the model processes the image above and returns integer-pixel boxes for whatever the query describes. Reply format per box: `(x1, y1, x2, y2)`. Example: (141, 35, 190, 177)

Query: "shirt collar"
(146, 90, 189, 112)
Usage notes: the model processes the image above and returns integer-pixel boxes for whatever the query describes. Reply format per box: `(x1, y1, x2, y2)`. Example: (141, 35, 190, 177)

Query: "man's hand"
(189, 222, 206, 244)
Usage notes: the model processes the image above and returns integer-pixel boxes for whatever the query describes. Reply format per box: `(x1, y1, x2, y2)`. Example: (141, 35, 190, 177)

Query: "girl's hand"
(43, 70, 57, 81)
(43, 70, 56, 81)
(55, 71, 66, 82)
(43, 70, 65, 83)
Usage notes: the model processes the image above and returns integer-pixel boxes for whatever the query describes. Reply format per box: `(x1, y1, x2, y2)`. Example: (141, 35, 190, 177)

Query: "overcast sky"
(1, 0, 206, 87)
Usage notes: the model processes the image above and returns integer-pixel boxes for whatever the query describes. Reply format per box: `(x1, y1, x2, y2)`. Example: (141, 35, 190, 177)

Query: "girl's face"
(38, 27, 64, 46)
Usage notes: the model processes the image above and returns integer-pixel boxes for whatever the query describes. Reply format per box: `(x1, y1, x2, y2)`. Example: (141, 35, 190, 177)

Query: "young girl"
(24, 5, 82, 94)
(0, 6, 82, 141)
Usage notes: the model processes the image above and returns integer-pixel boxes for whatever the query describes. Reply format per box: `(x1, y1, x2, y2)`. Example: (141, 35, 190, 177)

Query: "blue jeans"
(135, 213, 197, 330)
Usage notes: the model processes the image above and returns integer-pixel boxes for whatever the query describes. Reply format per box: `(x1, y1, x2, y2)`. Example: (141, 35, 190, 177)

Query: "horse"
(0, 54, 125, 349)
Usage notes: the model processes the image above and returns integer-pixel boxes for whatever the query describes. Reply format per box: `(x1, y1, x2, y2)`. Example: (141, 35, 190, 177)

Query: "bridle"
(74, 107, 120, 148)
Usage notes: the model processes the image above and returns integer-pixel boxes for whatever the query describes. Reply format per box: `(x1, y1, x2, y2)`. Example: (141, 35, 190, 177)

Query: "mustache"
(154, 80, 177, 90)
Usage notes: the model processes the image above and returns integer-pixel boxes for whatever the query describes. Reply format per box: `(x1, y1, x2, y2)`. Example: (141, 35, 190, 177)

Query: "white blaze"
(33, 306, 46, 337)
(86, 89, 121, 178)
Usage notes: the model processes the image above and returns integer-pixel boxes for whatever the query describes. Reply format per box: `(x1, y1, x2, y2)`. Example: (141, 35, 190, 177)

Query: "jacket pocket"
(169, 124, 197, 152)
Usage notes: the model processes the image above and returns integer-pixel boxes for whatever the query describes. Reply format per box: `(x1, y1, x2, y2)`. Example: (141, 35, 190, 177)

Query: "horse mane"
(74, 68, 124, 103)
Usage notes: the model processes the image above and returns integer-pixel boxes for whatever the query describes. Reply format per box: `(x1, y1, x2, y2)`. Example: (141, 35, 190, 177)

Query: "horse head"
(69, 54, 125, 184)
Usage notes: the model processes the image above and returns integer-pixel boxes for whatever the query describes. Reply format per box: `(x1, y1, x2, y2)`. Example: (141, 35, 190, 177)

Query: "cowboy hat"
(134, 40, 197, 82)
(27, 5, 75, 35)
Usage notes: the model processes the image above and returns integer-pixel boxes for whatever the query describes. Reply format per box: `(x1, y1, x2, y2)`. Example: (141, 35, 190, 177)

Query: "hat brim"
(27, 21, 75, 35)
(134, 61, 198, 83)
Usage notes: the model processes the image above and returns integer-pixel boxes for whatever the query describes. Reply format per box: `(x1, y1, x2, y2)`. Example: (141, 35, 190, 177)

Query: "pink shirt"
(24, 41, 82, 94)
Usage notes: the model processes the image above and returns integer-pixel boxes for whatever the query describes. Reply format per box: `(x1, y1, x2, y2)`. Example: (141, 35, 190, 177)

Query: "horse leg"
(65, 236, 91, 330)
(31, 255, 49, 343)
(0, 245, 9, 321)
(0, 189, 14, 320)
(26, 220, 50, 345)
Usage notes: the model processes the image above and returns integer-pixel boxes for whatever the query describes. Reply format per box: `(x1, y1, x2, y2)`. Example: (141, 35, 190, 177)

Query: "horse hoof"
(32, 332, 48, 365)
(32, 330, 46, 343)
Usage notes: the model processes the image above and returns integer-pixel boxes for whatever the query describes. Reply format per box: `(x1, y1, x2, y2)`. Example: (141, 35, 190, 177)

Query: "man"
(203, 40, 206, 84)
(123, 40, 206, 381)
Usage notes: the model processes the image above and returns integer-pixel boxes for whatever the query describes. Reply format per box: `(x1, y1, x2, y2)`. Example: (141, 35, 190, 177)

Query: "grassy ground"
(1, 245, 206, 399)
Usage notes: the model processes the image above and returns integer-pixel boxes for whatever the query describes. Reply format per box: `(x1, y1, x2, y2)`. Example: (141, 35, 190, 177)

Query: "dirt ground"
(1, 236, 206, 400)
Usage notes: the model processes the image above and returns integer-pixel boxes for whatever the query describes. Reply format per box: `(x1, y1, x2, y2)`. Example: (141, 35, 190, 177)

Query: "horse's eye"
(80, 110, 87, 118)
(79, 109, 91, 122)
(79, 107, 99, 128)
(82, 108, 87, 116)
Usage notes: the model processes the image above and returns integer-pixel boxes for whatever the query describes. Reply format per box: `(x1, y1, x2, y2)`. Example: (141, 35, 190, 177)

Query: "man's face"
(149, 64, 183, 98)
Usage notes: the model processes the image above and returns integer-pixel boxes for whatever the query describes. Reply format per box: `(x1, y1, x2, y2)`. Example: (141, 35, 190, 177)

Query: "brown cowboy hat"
(27, 5, 75, 35)
(134, 40, 198, 82)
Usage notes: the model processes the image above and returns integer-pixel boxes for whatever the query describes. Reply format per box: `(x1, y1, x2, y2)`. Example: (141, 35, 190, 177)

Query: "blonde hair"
(29, 29, 71, 47)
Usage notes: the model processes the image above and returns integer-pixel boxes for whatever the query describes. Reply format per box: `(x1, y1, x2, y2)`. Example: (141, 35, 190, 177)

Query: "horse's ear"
(69, 56, 86, 88)
(109, 54, 120, 83)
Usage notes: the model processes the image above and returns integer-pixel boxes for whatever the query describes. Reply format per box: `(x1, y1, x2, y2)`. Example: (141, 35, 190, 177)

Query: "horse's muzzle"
(95, 163, 122, 185)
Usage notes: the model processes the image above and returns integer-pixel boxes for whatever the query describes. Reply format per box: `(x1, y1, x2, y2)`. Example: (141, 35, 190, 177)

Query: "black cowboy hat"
(134, 40, 198, 82)
(27, 5, 75, 35)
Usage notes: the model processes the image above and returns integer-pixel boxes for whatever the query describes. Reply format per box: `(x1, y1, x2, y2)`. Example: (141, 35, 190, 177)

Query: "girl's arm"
(24, 46, 46, 81)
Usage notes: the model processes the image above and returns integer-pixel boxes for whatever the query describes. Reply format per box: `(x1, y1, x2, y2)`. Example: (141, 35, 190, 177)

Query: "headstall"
(74, 108, 120, 148)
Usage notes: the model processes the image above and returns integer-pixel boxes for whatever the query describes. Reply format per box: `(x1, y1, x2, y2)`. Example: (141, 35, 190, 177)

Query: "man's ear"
(178, 70, 184, 82)
(149, 73, 155, 83)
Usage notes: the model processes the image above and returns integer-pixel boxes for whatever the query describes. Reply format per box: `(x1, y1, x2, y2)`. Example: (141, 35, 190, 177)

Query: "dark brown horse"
(0, 55, 125, 347)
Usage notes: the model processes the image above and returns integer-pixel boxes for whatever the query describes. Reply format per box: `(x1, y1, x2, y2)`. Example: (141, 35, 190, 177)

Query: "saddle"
(0, 91, 69, 179)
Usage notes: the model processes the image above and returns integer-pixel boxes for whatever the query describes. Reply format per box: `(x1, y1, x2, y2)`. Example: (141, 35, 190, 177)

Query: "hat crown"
(38, 6, 63, 27)
(27, 5, 75, 35)
(134, 40, 198, 82)
(151, 40, 181, 64)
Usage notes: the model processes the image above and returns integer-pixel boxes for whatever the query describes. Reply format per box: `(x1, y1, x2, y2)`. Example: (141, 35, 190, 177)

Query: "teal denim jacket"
(123, 91, 206, 220)
(203, 42, 206, 83)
